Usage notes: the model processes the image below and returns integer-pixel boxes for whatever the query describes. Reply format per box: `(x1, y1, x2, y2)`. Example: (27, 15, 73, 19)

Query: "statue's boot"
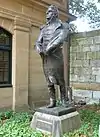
(47, 85, 56, 108)
(60, 85, 69, 107)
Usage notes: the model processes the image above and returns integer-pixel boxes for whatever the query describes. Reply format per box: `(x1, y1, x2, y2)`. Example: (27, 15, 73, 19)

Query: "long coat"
(35, 19, 69, 86)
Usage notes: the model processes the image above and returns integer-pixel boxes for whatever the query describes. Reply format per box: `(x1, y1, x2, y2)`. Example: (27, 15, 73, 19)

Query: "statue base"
(30, 106, 81, 137)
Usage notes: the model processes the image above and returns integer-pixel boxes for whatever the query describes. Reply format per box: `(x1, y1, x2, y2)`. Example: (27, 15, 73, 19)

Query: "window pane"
(4, 71, 8, 82)
(0, 36, 9, 45)
(0, 50, 9, 84)
(0, 27, 12, 86)
(0, 28, 11, 49)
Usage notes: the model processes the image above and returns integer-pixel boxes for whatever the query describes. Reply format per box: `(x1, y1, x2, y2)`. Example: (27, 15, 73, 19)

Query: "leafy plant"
(5, 110, 13, 119)
(69, 0, 100, 29)
(0, 112, 43, 137)
(65, 110, 100, 137)
(0, 112, 5, 120)
(0, 109, 100, 137)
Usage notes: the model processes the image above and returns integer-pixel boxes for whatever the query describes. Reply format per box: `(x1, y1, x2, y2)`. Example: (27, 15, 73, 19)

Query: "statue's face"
(46, 8, 54, 20)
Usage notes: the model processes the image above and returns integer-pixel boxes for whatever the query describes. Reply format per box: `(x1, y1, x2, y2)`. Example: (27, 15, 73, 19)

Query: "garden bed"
(0, 104, 100, 137)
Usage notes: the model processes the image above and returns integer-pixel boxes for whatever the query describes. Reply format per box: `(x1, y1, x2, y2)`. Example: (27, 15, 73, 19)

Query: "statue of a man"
(35, 5, 69, 108)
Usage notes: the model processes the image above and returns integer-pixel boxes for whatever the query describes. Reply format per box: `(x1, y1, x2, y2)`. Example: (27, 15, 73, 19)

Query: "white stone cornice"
(0, 6, 43, 27)
(28, 0, 74, 21)
(16, 0, 69, 20)
(29, 0, 67, 12)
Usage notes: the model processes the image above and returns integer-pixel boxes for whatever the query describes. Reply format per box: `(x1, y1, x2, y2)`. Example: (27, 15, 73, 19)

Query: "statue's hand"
(40, 52, 44, 59)
(43, 49, 48, 56)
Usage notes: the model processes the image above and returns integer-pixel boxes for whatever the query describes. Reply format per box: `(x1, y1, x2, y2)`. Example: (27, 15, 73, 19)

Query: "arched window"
(0, 27, 12, 86)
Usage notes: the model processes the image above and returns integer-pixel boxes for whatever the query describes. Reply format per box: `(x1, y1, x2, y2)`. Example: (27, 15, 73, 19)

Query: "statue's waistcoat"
(41, 21, 61, 50)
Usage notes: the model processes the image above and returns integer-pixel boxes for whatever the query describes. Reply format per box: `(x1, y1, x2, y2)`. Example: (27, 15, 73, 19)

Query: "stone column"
(12, 18, 30, 111)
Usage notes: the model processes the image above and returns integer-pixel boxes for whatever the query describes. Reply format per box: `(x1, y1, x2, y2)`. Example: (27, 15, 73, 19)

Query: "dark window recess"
(0, 27, 12, 85)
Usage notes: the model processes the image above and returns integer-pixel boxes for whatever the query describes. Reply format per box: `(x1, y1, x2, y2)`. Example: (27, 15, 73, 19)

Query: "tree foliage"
(69, 0, 100, 28)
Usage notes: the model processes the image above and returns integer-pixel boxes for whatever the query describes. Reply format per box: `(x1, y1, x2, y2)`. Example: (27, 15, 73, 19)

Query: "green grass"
(0, 111, 43, 137)
(0, 109, 100, 137)
(64, 110, 100, 137)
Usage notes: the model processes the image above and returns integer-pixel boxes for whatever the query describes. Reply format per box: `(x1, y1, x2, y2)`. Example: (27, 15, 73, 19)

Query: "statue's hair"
(47, 5, 59, 18)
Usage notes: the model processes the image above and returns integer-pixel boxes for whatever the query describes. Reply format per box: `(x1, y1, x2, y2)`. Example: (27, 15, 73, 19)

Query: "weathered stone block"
(78, 75, 96, 83)
(92, 67, 100, 75)
(77, 45, 83, 52)
(70, 53, 77, 60)
(72, 46, 78, 52)
(90, 60, 100, 67)
(78, 75, 88, 82)
(87, 37, 94, 45)
(94, 36, 100, 44)
(70, 67, 74, 74)
(73, 89, 93, 98)
(82, 67, 92, 75)
(76, 52, 87, 60)
(96, 52, 100, 59)
(89, 75, 96, 83)
(82, 60, 90, 67)
(70, 74, 79, 82)
(90, 45, 100, 52)
(96, 75, 100, 83)
(70, 74, 72, 81)
(83, 46, 90, 52)
(87, 52, 97, 59)
(77, 37, 93, 46)
(93, 91, 100, 99)
(70, 38, 78, 46)
(77, 38, 86, 45)
(73, 89, 100, 104)
(71, 60, 89, 67)
(70, 46, 73, 52)
(70, 61, 74, 67)
(74, 67, 82, 75)
(73, 60, 82, 67)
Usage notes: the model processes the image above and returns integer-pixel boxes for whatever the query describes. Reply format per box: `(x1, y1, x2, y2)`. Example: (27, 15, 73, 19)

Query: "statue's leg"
(47, 84, 56, 108)
(59, 84, 69, 107)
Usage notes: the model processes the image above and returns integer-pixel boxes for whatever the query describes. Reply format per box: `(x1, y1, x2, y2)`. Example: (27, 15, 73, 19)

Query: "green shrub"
(0, 109, 100, 137)
(65, 110, 100, 137)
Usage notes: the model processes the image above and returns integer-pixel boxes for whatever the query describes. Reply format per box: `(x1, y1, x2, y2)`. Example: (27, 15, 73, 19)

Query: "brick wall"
(70, 30, 100, 90)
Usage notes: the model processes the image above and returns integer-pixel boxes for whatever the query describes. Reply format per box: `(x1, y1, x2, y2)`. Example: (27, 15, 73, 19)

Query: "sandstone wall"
(70, 30, 100, 91)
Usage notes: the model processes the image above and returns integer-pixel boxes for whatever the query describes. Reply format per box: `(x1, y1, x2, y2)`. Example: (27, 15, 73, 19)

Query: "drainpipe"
(67, 0, 71, 87)
(63, 0, 72, 101)
(63, 26, 71, 100)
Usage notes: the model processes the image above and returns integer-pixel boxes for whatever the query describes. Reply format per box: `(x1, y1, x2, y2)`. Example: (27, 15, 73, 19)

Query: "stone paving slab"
(73, 89, 100, 104)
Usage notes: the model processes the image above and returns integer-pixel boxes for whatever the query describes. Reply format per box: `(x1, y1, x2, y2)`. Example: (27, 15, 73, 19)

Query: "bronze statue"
(35, 5, 69, 108)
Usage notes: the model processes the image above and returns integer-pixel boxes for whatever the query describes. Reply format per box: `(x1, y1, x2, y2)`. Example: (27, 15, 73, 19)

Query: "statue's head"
(46, 5, 59, 22)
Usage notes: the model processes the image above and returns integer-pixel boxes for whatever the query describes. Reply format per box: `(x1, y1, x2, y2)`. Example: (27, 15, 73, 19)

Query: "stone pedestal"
(31, 107, 81, 137)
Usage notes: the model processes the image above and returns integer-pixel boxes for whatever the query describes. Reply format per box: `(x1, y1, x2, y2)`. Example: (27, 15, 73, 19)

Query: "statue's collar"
(46, 19, 62, 30)
(47, 19, 61, 25)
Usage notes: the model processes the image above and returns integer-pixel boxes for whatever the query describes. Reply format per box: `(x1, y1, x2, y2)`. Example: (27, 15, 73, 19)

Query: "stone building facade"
(0, 0, 74, 110)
